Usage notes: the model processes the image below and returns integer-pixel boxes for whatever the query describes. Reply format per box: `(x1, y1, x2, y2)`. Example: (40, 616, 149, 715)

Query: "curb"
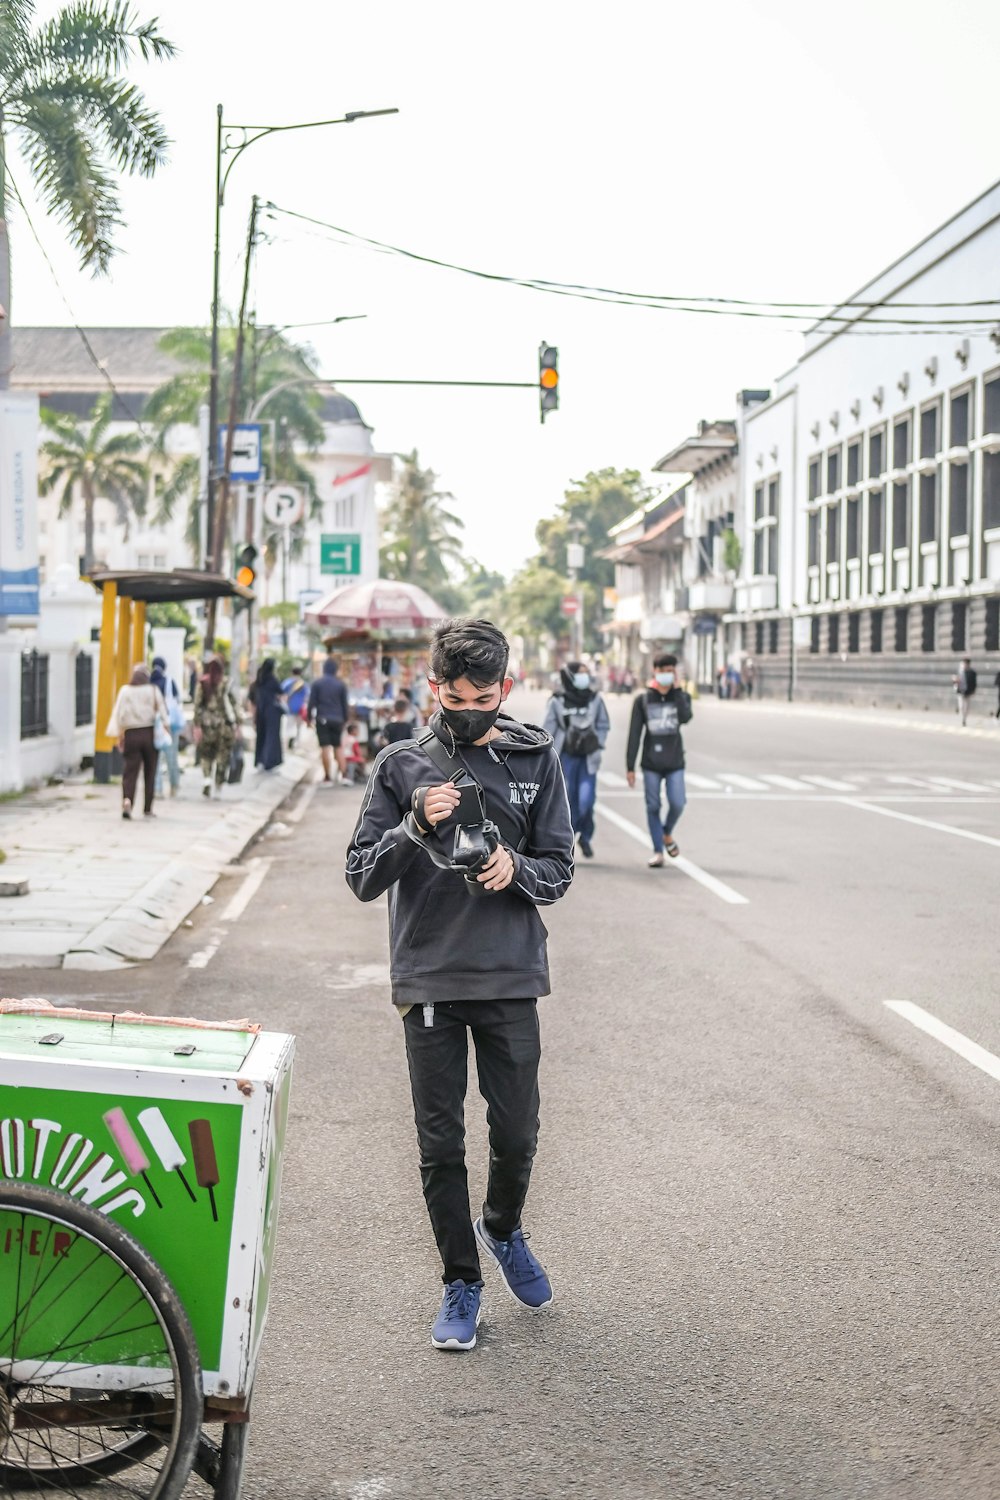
(61, 762, 313, 971)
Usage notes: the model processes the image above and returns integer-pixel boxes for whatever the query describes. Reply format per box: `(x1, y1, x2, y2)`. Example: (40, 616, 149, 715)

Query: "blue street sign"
(217, 424, 263, 482)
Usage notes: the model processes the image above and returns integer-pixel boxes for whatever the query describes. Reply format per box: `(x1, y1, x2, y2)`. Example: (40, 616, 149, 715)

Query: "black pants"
(122, 726, 157, 813)
(403, 999, 541, 1284)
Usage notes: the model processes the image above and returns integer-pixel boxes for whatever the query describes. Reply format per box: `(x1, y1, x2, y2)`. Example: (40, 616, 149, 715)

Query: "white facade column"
(0, 634, 24, 792)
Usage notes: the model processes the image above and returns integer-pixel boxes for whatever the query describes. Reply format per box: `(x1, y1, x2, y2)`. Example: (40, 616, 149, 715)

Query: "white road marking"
(188, 932, 225, 969)
(842, 798, 1000, 849)
(800, 774, 856, 791)
(595, 803, 749, 905)
(924, 776, 993, 793)
(597, 770, 628, 788)
(220, 858, 273, 923)
(284, 782, 318, 825)
(884, 1001, 1000, 1084)
(886, 774, 939, 790)
(717, 772, 769, 791)
(685, 772, 724, 790)
(759, 773, 815, 791)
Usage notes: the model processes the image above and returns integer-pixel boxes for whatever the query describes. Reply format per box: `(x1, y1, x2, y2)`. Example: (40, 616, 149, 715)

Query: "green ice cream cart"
(0, 999, 294, 1499)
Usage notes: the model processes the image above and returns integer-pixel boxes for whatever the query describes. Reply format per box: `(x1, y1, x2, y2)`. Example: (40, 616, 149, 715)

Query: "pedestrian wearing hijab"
(252, 658, 285, 771)
(106, 663, 170, 820)
(542, 660, 610, 859)
(150, 655, 184, 797)
(193, 658, 239, 797)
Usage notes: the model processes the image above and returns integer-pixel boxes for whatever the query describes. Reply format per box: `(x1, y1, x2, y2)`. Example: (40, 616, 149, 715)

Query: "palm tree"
(40, 394, 148, 571)
(0, 2, 175, 387)
(380, 450, 465, 595)
(146, 324, 326, 560)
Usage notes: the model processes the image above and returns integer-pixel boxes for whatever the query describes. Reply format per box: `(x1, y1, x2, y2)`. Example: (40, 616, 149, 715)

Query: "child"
(383, 696, 418, 745)
(342, 722, 367, 783)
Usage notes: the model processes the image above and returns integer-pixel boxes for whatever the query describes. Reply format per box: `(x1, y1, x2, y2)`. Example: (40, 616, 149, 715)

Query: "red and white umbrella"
(304, 578, 449, 633)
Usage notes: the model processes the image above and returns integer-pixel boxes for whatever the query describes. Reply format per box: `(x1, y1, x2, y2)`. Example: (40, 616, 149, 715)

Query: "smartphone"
(450, 779, 485, 825)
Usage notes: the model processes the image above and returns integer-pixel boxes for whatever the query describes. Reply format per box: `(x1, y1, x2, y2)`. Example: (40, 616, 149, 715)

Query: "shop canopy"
(88, 569, 254, 605)
(305, 578, 447, 637)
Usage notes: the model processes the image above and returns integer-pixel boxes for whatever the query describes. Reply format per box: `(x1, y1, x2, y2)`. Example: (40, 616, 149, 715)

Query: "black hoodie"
(346, 711, 574, 1005)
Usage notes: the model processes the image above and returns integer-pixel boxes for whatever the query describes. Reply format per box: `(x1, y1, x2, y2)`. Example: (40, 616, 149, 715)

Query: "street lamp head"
(344, 108, 399, 122)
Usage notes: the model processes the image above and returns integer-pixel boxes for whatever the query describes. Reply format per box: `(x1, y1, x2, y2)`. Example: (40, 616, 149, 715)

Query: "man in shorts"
(308, 654, 350, 783)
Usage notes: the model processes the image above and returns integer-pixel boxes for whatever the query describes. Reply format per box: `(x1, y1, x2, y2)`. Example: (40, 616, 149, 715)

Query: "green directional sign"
(320, 533, 362, 576)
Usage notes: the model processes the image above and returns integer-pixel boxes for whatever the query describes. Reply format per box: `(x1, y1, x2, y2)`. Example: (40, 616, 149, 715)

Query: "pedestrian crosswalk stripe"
(598, 770, 628, 788)
(717, 772, 770, 791)
(886, 775, 939, 789)
(925, 776, 993, 793)
(800, 774, 855, 792)
(759, 773, 815, 791)
(684, 772, 723, 790)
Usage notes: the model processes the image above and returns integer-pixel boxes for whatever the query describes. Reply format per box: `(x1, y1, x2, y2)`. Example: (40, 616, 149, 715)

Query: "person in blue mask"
(626, 653, 693, 867)
(543, 660, 610, 860)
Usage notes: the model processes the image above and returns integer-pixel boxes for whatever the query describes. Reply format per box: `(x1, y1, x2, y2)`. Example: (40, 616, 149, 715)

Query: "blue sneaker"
(473, 1217, 553, 1310)
(431, 1279, 483, 1350)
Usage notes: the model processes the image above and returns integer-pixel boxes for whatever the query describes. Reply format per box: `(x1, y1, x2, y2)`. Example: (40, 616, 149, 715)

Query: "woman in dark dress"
(253, 658, 285, 770)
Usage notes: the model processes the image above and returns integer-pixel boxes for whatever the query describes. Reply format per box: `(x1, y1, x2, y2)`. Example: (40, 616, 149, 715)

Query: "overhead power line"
(265, 203, 1000, 334)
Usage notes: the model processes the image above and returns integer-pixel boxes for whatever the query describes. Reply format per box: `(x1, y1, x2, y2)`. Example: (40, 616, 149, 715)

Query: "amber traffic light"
(234, 543, 257, 592)
(539, 342, 559, 423)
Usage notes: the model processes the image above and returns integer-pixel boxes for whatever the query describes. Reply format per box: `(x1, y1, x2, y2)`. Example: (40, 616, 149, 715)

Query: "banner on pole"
(0, 392, 40, 617)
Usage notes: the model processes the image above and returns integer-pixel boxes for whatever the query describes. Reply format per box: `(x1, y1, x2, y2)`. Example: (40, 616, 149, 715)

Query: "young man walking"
(346, 618, 574, 1350)
(308, 654, 350, 782)
(626, 652, 693, 867)
(953, 656, 977, 726)
(542, 660, 610, 859)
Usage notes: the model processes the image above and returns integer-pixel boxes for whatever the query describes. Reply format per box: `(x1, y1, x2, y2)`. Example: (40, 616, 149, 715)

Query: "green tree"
(40, 393, 148, 571)
(146, 600, 196, 648)
(380, 449, 465, 599)
(0, 1, 175, 388)
(502, 557, 568, 644)
(145, 324, 326, 560)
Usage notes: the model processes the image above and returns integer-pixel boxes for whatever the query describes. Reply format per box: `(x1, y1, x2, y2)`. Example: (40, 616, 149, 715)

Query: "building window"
(919, 403, 940, 460)
(754, 483, 764, 521)
(985, 598, 1000, 651)
(808, 457, 821, 501)
(869, 428, 885, 479)
(894, 606, 908, 653)
(20, 651, 49, 740)
(152, 553, 167, 570)
(984, 374, 1000, 436)
(137, 553, 150, 569)
(950, 389, 971, 448)
(826, 447, 841, 494)
(847, 441, 861, 487)
(920, 604, 936, 653)
(826, 504, 840, 564)
(846, 498, 860, 559)
(951, 601, 968, 652)
(810, 616, 820, 654)
(848, 612, 861, 653)
(892, 482, 910, 549)
(918, 472, 938, 543)
(893, 416, 911, 469)
(949, 463, 969, 536)
(868, 489, 885, 555)
(767, 478, 779, 516)
(768, 619, 779, 654)
(808, 512, 820, 567)
(871, 609, 884, 653)
(755, 620, 764, 655)
(75, 651, 94, 727)
(828, 614, 840, 654)
(984, 452, 1000, 532)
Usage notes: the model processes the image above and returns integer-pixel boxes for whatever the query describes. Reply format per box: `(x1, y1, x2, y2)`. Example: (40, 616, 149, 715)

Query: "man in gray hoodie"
(308, 655, 350, 783)
(346, 618, 574, 1351)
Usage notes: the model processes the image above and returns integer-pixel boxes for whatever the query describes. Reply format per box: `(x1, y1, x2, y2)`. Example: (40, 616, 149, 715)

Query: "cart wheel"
(0, 1181, 202, 1497)
(215, 1421, 249, 1500)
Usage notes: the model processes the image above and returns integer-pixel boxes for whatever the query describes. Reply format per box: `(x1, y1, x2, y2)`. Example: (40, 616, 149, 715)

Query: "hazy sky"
(10, 0, 1000, 574)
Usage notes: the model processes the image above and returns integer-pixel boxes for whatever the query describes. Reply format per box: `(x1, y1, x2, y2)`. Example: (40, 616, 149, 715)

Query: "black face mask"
(438, 702, 502, 744)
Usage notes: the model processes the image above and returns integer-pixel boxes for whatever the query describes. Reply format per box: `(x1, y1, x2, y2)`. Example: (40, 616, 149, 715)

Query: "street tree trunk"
(0, 121, 12, 391)
(82, 476, 96, 576)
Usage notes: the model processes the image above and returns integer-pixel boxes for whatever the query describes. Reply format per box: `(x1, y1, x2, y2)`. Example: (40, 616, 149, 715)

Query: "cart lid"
(0, 1003, 257, 1072)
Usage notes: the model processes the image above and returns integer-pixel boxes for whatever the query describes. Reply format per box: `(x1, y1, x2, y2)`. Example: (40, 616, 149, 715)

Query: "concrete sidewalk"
(714, 694, 1000, 741)
(0, 754, 311, 970)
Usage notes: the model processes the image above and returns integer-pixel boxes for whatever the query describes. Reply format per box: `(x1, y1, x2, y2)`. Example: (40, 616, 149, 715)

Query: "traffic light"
(539, 342, 559, 423)
(233, 544, 257, 605)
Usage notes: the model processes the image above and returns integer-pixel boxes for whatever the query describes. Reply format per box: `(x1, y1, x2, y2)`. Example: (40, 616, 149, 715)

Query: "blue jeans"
(560, 753, 597, 841)
(155, 727, 181, 794)
(642, 768, 686, 853)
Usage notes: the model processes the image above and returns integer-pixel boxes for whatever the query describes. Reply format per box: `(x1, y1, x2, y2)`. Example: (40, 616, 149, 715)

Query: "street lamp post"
(205, 105, 398, 572)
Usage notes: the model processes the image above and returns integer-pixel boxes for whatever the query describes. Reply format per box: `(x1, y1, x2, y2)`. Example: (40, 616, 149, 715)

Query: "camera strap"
(416, 728, 527, 852)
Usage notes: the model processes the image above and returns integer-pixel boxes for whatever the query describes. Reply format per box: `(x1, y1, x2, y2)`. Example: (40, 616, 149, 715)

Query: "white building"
(605, 475, 689, 678)
(733, 178, 1000, 709)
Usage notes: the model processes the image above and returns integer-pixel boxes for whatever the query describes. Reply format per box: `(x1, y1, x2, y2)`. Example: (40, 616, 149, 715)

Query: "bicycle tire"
(0, 1180, 202, 1498)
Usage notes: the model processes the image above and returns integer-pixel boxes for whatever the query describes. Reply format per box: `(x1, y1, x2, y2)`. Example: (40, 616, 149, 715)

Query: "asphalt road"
(7, 692, 1000, 1500)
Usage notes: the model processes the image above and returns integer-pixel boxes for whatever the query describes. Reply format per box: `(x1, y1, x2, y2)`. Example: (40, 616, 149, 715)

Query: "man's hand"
(626, 770, 636, 788)
(477, 843, 515, 892)
(423, 781, 462, 827)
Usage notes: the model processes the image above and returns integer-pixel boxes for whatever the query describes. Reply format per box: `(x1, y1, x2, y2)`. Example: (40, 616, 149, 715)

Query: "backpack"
(561, 700, 600, 758)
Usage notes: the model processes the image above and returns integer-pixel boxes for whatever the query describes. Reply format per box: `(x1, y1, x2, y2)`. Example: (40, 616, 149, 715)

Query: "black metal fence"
(21, 651, 49, 740)
(75, 651, 94, 726)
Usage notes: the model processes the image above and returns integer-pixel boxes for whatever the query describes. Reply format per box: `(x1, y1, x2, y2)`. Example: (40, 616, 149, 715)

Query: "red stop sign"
(561, 596, 579, 615)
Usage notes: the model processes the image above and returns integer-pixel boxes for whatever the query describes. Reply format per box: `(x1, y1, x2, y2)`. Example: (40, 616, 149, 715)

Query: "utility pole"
(205, 194, 258, 651)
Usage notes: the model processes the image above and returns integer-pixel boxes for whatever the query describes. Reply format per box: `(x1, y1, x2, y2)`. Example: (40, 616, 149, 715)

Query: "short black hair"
(393, 697, 411, 714)
(567, 659, 584, 674)
(430, 618, 510, 687)
(653, 652, 678, 669)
